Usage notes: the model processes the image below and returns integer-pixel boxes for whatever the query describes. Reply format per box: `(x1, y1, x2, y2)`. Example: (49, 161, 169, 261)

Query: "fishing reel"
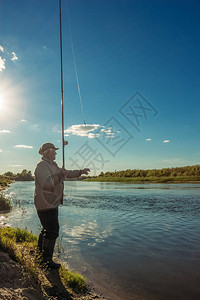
(64, 141, 68, 146)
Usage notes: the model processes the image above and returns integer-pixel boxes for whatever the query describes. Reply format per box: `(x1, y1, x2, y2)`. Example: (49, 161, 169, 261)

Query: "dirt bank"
(0, 250, 103, 300)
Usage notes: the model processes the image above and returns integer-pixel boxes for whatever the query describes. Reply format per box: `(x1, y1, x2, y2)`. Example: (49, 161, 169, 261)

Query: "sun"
(0, 78, 25, 124)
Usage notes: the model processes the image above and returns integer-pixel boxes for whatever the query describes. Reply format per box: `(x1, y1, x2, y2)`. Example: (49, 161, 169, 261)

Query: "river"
(2, 181, 200, 300)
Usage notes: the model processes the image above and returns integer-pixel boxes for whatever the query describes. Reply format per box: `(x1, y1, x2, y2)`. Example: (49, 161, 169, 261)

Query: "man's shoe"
(47, 260, 61, 269)
(41, 238, 61, 269)
(40, 258, 61, 269)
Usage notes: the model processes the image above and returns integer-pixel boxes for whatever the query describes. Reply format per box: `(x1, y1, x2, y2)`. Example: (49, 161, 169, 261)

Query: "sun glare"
(0, 78, 25, 124)
(0, 93, 5, 110)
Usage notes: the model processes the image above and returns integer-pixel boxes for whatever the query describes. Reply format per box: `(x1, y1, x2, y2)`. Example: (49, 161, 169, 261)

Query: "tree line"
(98, 165, 200, 178)
(2, 169, 34, 181)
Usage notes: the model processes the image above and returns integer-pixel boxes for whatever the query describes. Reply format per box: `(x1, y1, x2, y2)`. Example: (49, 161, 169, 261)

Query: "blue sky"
(0, 0, 200, 175)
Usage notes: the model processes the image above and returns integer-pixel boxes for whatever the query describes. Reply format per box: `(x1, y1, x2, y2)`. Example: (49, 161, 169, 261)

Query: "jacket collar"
(42, 157, 54, 165)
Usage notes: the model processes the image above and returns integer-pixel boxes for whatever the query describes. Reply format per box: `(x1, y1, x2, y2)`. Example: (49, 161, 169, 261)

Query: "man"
(34, 142, 90, 269)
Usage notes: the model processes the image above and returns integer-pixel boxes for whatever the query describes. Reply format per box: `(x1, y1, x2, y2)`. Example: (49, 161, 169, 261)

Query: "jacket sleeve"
(63, 169, 81, 178)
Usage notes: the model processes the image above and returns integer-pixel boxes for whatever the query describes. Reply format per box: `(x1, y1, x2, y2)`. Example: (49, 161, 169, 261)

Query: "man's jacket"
(34, 157, 80, 211)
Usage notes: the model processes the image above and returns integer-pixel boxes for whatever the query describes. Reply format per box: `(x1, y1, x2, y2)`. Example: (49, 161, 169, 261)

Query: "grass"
(0, 193, 12, 212)
(59, 265, 87, 294)
(0, 227, 41, 279)
(84, 175, 200, 183)
(0, 227, 37, 244)
(0, 227, 87, 295)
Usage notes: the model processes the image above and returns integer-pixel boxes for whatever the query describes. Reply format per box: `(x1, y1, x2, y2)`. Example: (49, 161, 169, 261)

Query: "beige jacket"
(34, 158, 81, 211)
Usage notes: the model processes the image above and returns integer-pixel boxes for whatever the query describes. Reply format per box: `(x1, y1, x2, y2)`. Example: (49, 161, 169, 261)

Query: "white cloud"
(88, 133, 100, 139)
(0, 56, 5, 72)
(159, 158, 185, 165)
(64, 123, 121, 139)
(19, 120, 40, 130)
(65, 124, 101, 138)
(11, 52, 18, 61)
(0, 149, 2, 152)
(101, 128, 111, 133)
(146, 138, 152, 141)
(14, 145, 33, 149)
(0, 130, 11, 133)
(0, 47, 19, 71)
(9, 164, 22, 167)
(163, 140, 170, 143)
(100, 128, 115, 137)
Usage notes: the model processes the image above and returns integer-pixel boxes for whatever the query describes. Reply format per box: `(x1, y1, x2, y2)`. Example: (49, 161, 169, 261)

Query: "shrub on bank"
(0, 194, 12, 212)
(0, 176, 12, 188)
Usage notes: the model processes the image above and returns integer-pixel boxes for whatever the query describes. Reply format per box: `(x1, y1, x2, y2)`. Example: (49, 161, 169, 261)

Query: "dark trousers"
(37, 207, 59, 240)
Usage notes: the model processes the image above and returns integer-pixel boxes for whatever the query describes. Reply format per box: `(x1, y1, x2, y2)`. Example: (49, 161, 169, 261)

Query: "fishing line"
(66, 1, 86, 126)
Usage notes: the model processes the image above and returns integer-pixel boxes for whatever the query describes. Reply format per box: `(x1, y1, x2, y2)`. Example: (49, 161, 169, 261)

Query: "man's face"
(46, 148, 57, 161)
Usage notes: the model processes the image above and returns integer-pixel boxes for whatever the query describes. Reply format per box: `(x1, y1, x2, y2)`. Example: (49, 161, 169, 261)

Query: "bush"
(0, 193, 12, 212)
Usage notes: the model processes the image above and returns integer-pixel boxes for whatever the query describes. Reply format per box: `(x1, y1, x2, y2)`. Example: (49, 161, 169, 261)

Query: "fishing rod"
(59, 0, 67, 168)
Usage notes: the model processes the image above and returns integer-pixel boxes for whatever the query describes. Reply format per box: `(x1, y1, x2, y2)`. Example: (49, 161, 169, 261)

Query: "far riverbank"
(84, 176, 200, 184)
(85, 165, 200, 184)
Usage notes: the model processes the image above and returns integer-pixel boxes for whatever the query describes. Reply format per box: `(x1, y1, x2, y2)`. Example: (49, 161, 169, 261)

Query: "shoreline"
(84, 178, 200, 184)
(1, 179, 200, 187)
(0, 224, 104, 300)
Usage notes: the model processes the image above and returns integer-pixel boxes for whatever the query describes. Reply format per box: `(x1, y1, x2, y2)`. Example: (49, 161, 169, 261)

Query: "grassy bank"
(84, 175, 200, 183)
(0, 227, 87, 298)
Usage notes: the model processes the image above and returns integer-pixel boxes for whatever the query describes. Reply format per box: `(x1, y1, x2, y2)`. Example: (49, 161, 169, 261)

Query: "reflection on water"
(2, 181, 200, 300)
(62, 220, 112, 247)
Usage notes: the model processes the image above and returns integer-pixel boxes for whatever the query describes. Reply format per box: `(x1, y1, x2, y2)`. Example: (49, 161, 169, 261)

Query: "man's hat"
(39, 143, 59, 155)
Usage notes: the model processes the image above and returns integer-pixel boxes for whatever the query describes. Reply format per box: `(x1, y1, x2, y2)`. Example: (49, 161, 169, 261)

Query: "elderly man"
(34, 142, 90, 269)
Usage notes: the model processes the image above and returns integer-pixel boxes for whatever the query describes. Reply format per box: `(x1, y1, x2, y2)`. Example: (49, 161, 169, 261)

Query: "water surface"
(2, 181, 200, 299)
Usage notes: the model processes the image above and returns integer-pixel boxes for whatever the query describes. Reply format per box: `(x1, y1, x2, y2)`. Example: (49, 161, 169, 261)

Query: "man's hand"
(81, 168, 90, 175)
